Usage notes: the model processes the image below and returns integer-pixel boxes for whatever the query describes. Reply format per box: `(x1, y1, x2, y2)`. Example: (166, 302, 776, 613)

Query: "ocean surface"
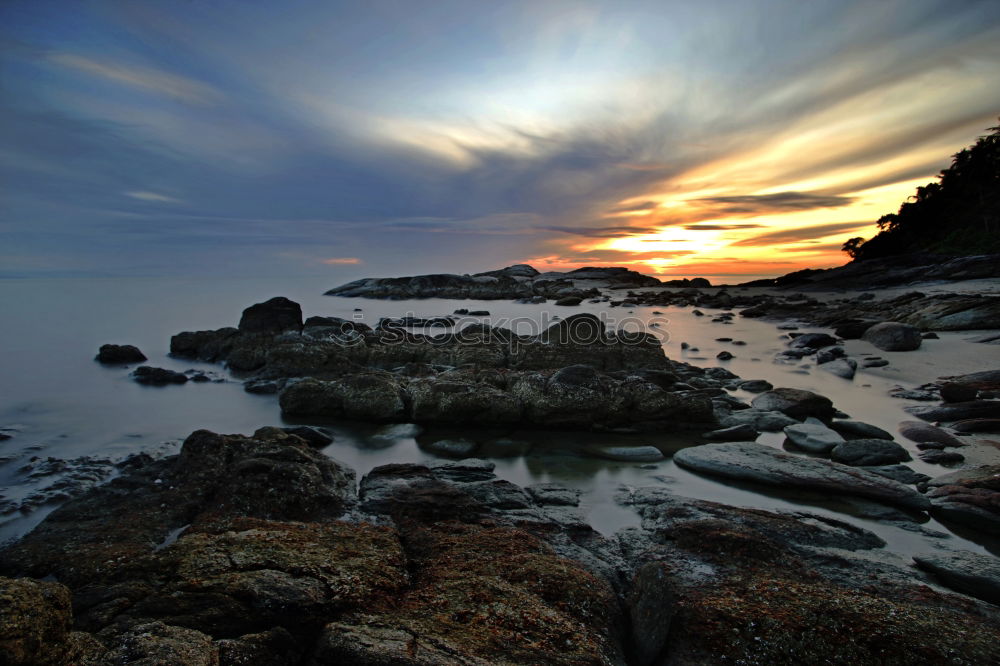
(1, 276, 998, 557)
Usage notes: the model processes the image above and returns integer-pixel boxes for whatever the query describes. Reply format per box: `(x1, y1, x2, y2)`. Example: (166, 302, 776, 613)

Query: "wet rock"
(585, 444, 664, 463)
(919, 449, 965, 465)
(925, 465, 1000, 535)
(863, 358, 890, 368)
(673, 442, 932, 510)
(828, 420, 893, 441)
(244, 378, 282, 394)
(831, 439, 910, 466)
(913, 550, 1000, 605)
(815, 346, 846, 364)
(898, 420, 965, 448)
(940, 382, 978, 403)
(0, 576, 81, 665)
(862, 322, 922, 351)
(834, 320, 878, 339)
(526, 483, 581, 507)
(703, 424, 759, 441)
(716, 350, 734, 360)
(96, 343, 147, 364)
(906, 400, 1000, 422)
(819, 357, 857, 379)
(862, 464, 929, 485)
(280, 375, 407, 421)
(238, 296, 303, 333)
(132, 366, 189, 385)
(627, 562, 675, 666)
(554, 296, 583, 306)
(101, 621, 217, 665)
(951, 419, 1000, 433)
(280, 426, 334, 448)
(423, 438, 480, 458)
(789, 333, 838, 349)
(217, 627, 301, 666)
(783, 422, 845, 453)
(720, 409, 799, 432)
(737, 379, 772, 393)
(751, 388, 835, 419)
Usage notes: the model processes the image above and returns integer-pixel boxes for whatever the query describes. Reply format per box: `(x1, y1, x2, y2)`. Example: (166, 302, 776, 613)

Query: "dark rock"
(815, 346, 846, 364)
(899, 422, 972, 450)
(913, 551, 1000, 605)
(783, 422, 844, 453)
(863, 358, 890, 368)
(238, 296, 303, 333)
(423, 438, 480, 458)
(862, 322, 922, 351)
(96, 344, 147, 364)
(906, 400, 1000, 422)
(720, 409, 799, 432)
(940, 383, 978, 403)
(673, 442, 931, 510)
(789, 333, 838, 349)
(828, 420, 894, 440)
(716, 351, 734, 360)
(919, 449, 965, 465)
(281, 426, 334, 448)
(737, 379, 773, 393)
(554, 296, 583, 306)
(132, 366, 189, 385)
(862, 464, 930, 485)
(834, 321, 878, 339)
(831, 439, 910, 466)
(951, 419, 1000, 433)
(925, 465, 1000, 535)
(526, 483, 580, 506)
(819, 357, 857, 379)
(751, 388, 835, 419)
(585, 444, 664, 463)
(467, 310, 491, 316)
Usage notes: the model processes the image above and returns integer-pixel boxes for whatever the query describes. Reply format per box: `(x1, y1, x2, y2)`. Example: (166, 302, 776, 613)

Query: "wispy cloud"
(124, 191, 182, 204)
(46, 53, 223, 105)
(729, 221, 874, 247)
(322, 257, 362, 265)
(692, 191, 855, 215)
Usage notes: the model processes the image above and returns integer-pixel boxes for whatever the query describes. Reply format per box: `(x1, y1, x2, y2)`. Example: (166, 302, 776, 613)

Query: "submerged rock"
(673, 442, 931, 510)
(132, 366, 189, 385)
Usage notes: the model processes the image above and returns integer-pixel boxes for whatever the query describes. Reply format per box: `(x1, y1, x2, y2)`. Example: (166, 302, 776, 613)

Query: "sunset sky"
(2, 0, 1000, 281)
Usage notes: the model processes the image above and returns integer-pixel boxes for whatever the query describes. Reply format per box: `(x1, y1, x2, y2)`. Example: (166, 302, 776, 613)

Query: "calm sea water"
(1, 276, 997, 557)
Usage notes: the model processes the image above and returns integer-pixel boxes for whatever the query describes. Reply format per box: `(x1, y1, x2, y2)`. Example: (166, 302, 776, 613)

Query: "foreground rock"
(673, 442, 931, 510)
(924, 465, 1000, 535)
(4, 428, 1000, 664)
(913, 551, 1000, 605)
(751, 388, 835, 419)
(95, 344, 147, 364)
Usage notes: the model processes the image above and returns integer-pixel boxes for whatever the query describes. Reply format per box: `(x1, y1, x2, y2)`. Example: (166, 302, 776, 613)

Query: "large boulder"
(925, 465, 1000, 535)
(750, 388, 835, 420)
(898, 421, 965, 448)
(673, 442, 931, 510)
(862, 322, 922, 351)
(905, 400, 1000, 422)
(783, 422, 845, 453)
(238, 296, 303, 333)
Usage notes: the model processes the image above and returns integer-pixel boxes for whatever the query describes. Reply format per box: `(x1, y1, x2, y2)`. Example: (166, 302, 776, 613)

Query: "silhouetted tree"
(843, 117, 1000, 261)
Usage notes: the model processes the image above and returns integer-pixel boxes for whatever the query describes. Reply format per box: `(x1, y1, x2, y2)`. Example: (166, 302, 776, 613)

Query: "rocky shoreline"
(4, 274, 1000, 664)
(3, 426, 1000, 664)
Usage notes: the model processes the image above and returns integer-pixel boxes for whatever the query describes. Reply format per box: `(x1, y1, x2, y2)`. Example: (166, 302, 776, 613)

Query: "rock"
(940, 383, 978, 403)
(862, 464, 929, 485)
(834, 321, 878, 339)
(244, 379, 281, 394)
(132, 366, 189, 385)
(925, 466, 1000, 534)
(923, 332, 940, 339)
(919, 449, 965, 465)
(716, 351, 734, 360)
(951, 419, 1000, 433)
(783, 422, 845, 453)
(789, 333, 838, 349)
(0, 576, 76, 665)
(913, 551, 1000, 605)
(898, 421, 967, 448)
(703, 424, 759, 441)
(737, 379, 773, 393)
(423, 439, 480, 458)
(828, 420, 893, 440)
(467, 310, 490, 316)
(815, 346, 846, 364)
(585, 444, 664, 463)
(751, 388, 835, 419)
(862, 322, 922, 351)
(863, 358, 890, 368)
(673, 442, 931, 510)
(526, 483, 581, 506)
(906, 400, 1000, 422)
(628, 562, 675, 666)
(96, 343, 147, 364)
(280, 375, 407, 421)
(819, 357, 857, 379)
(101, 621, 217, 665)
(238, 296, 303, 333)
(721, 409, 799, 432)
(554, 296, 583, 306)
(831, 439, 910, 466)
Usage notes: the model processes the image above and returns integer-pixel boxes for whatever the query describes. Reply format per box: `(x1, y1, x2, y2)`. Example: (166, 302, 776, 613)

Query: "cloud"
(539, 224, 661, 238)
(46, 53, 223, 105)
(692, 192, 855, 215)
(608, 200, 660, 213)
(322, 257, 362, 265)
(125, 191, 182, 203)
(683, 223, 765, 231)
(729, 221, 875, 247)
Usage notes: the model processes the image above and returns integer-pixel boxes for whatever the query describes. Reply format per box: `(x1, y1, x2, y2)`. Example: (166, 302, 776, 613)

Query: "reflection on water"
(1, 277, 997, 557)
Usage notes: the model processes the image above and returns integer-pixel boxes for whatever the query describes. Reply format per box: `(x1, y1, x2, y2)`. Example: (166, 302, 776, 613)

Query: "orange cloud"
(322, 257, 362, 265)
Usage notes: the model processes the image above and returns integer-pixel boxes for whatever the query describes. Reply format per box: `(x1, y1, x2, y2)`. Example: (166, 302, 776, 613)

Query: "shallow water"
(1, 276, 998, 558)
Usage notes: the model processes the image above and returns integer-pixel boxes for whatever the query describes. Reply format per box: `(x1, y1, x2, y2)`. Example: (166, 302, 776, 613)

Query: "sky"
(2, 0, 999, 282)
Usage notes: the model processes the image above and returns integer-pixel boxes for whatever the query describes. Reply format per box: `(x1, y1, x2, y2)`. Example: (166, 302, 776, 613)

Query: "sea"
(1, 276, 997, 558)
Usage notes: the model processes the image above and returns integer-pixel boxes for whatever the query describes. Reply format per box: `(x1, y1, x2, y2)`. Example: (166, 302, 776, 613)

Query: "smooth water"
(1, 277, 998, 557)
